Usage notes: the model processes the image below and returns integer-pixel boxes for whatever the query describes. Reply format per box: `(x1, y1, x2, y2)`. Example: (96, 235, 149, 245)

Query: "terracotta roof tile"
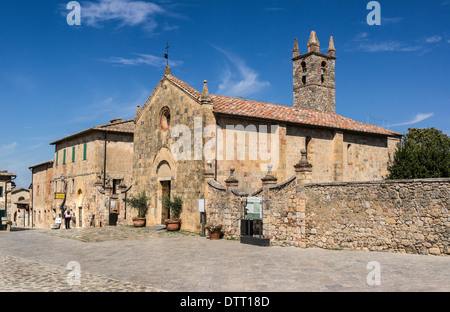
(50, 119, 134, 145)
(165, 75, 400, 137)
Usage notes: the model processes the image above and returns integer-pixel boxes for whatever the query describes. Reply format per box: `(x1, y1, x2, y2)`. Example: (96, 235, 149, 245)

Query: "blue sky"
(0, 0, 449, 188)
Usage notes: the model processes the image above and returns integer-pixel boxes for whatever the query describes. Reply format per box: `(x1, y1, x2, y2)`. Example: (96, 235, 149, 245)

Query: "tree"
(387, 128, 450, 180)
(126, 191, 149, 219)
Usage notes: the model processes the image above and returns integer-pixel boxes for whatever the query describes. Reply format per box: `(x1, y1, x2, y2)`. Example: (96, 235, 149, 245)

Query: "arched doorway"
(157, 160, 172, 224)
(152, 147, 177, 226)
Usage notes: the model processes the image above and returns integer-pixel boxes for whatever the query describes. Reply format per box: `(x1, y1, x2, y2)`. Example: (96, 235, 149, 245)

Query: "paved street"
(0, 226, 449, 292)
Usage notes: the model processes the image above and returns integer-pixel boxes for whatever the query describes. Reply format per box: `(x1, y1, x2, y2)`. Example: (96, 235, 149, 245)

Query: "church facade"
(132, 31, 401, 233)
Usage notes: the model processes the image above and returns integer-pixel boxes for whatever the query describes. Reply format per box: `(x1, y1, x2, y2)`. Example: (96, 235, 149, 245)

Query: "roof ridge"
(95, 118, 135, 129)
(153, 74, 400, 137)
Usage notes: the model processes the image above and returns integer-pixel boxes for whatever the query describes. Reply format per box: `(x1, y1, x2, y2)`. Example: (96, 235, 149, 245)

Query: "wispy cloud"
(351, 32, 420, 53)
(357, 40, 421, 52)
(81, 0, 167, 31)
(0, 142, 18, 157)
(3, 73, 35, 91)
(391, 113, 434, 127)
(103, 53, 182, 67)
(426, 35, 442, 43)
(213, 46, 270, 98)
(68, 96, 137, 124)
(381, 17, 404, 25)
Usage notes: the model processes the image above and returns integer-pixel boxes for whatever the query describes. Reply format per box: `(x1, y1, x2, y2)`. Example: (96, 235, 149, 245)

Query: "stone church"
(132, 31, 401, 232)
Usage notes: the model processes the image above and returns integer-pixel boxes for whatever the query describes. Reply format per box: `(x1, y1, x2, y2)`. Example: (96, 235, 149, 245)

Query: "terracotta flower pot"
(209, 230, 221, 240)
(166, 220, 180, 231)
(132, 218, 146, 227)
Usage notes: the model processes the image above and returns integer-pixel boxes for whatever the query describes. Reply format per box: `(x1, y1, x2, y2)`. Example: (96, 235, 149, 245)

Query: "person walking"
(64, 208, 72, 229)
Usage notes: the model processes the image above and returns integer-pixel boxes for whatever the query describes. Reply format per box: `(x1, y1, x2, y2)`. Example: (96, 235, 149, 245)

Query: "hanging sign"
(198, 199, 205, 213)
(55, 193, 65, 199)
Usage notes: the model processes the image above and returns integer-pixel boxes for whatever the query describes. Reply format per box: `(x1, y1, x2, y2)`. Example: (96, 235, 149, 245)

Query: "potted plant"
(206, 224, 223, 240)
(126, 191, 149, 227)
(163, 194, 183, 231)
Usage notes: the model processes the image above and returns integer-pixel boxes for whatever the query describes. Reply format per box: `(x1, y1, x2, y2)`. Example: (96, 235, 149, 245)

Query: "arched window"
(347, 144, 353, 166)
(321, 61, 327, 84)
(301, 62, 307, 85)
(160, 107, 171, 131)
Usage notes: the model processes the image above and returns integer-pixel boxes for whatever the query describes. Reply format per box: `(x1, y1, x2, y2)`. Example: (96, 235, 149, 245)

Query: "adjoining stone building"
(132, 31, 402, 233)
(10, 188, 31, 227)
(29, 160, 54, 228)
(0, 171, 17, 226)
(30, 118, 134, 229)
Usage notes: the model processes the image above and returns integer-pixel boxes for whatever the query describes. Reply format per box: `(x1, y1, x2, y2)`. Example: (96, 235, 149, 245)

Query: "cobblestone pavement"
(0, 226, 449, 292)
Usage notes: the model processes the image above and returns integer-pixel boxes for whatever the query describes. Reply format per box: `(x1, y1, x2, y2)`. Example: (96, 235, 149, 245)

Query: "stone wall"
(206, 170, 450, 256)
(133, 75, 214, 232)
(305, 178, 450, 256)
(30, 161, 54, 228)
(33, 124, 134, 229)
(293, 52, 336, 113)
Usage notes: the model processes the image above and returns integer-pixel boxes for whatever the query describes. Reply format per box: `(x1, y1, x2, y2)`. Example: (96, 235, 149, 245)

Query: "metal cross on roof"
(164, 41, 170, 65)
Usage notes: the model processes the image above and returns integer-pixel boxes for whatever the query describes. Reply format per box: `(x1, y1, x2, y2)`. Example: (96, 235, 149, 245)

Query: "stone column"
(261, 164, 278, 187)
(293, 149, 311, 247)
(332, 131, 344, 182)
(294, 149, 313, 185)
(224, 168, 239, 236)
(203, 161, 215, 228)
(224, 167, 239, 189)
(260, 165, 277, 241)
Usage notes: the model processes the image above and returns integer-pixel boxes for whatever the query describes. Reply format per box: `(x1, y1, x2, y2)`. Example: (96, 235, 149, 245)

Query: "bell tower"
(292, 31, 337, 113)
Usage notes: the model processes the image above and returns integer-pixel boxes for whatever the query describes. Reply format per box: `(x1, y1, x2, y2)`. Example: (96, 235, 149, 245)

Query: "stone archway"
(152, 148, 176, 225)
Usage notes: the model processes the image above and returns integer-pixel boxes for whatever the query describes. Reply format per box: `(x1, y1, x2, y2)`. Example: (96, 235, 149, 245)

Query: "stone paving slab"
(0, 227, 449, 292)
(0, 254, 164, 292)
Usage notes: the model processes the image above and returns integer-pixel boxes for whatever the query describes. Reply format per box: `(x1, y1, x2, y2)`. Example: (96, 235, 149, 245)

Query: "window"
(72, 146, 76, 163)
(301, 62, 307, 85)
(83, 143, 87, 160)
(0, 186, 3, 197)
(347, 144, 353, 166)
(63, 149, 66, 164)
(160, 107, 171, 131)
(56, 151, 59, 166)
(321, 61, 327, 84)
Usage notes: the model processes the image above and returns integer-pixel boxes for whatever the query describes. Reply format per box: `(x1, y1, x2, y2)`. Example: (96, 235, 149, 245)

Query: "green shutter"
(72, 146, 76, 162)
(83, 143, 87, 160)
(56, 151, 59, 166)
(0, 186, 3, 197)
(63, 149, 66, 165)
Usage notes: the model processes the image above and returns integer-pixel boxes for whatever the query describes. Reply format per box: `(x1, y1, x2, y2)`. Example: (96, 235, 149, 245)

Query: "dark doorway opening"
(161, 180, 171, 224)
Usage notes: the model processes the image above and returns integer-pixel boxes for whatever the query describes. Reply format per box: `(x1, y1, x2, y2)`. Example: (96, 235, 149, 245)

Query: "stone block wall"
(206, 172, 450, 256)
(293, 52, 336, 113)
(305, 178, 450, 256)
